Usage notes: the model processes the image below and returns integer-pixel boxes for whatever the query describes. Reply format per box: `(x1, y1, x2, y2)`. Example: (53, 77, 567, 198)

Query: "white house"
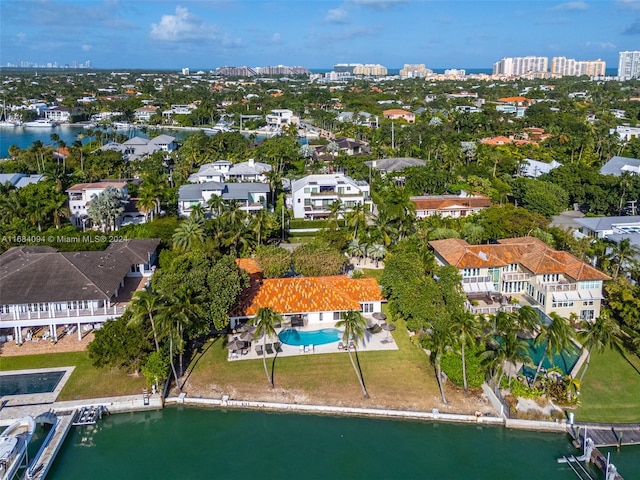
(610, 126, 640, 142)
(265, 109, 298, 130)
(177, 182, 270, 217)
(291, 174, 371, 220)
(187, 161, 232, 183)
(0, 239, 160, 343)
(520, 158, 562, 178)
(44, 106, 71, 122)
(95, 135, 178, 161)
(574, 215, 640, 239)
(600, 156, 640, 176)
(134, 106, 159, 122)
(230, 259, 385, 328)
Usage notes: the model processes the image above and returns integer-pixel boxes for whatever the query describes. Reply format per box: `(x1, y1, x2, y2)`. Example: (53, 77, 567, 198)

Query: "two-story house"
(265, 109, 298, 130)
(429, 237, 610, 322)
(0, 239, 160, 344)
(291, 174, 372, 220)
(382, 109, 415, 123)
(134, 106, 159, 123)
(44, 106, 71, 122)
(177, 182, 270, 217)
(67, 182, 128, 229)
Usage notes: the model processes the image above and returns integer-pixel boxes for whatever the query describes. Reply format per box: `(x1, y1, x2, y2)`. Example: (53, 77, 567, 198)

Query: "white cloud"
(150, 6, 206, 42)
(549, 2, 588, 11)
(586, 41, 616, 49)
(149, 5, 241, 48)
(272, 32, 281, 43)
(326, 8, 349, 23)
(81, 44, 92, 52)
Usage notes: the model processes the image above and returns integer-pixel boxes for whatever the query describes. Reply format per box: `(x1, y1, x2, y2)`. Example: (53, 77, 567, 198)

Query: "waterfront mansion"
(0, 239, 159, 344)
(429, 237, 610, 321)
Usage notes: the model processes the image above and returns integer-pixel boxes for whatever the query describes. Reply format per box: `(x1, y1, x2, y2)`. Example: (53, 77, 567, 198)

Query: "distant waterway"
(0, 125, 198, 158)
(45, 407, 639, 479)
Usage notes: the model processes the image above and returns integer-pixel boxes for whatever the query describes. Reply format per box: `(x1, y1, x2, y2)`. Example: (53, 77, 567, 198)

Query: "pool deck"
(0, 366, 75, 407)
(226, 320, 398, 361)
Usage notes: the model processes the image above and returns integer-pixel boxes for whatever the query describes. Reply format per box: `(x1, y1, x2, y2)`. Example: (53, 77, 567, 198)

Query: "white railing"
(502, 272, 530, 281)
(540, 282, 577, 292)
(0, 305, 126, 322)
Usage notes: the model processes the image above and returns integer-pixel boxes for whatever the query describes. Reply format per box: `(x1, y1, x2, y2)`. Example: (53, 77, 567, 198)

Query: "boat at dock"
(0, 415, 36, 480)
(23, 119, 54, 128)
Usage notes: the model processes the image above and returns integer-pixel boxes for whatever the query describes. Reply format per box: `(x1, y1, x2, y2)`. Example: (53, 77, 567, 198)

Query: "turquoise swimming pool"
(278, 328, 342, 346)
(521, 338, 581, 379)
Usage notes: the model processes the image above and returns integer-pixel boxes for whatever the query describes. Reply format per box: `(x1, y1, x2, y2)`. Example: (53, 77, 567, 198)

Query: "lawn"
(0, 352, 146, 401)
(181, 312, 486, 414)
(575, 349, 640, 423)
(361, 268, 384, 283)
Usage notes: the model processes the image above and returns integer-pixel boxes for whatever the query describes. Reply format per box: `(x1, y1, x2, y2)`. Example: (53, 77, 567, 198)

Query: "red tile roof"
(235, 258, 262, 275)
(66, 182, 127, 192)
(231, 275, 385, 317)
(411, 195, 492, 211)
(429, 237, 610, 281)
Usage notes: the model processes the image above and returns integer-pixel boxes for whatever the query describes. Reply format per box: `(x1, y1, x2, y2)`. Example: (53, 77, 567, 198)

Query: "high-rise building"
(399, 64, 431, 78)
(493, 57, 547, 76)
(352, 64, 387, 76)
(551, 57, 606, 77)
(618, 51, 640, 80)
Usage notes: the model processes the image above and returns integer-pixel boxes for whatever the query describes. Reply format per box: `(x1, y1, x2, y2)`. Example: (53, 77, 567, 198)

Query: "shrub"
(441, 346, 485, 389)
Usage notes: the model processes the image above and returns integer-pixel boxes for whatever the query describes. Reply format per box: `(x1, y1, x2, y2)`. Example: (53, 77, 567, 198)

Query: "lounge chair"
(299, 345, 304, 353)
(338, 341, 344, 350)
(255, 345, 263, 355)
(308, 344, 314, 353)
(274, 342, 283, 353)
(265, 344, 274, 354)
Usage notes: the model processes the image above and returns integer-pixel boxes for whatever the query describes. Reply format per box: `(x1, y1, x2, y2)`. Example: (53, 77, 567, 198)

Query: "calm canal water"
(45, 407, 639, 480)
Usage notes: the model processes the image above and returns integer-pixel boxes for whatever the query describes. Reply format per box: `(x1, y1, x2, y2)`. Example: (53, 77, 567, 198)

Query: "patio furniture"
(265, 343, 274, 354)
(274, 342, 282, 353)
(367, 324, 382, 334)
(348, 341, 355, 350)
(308, 344, 314, 353)
(338, 342, 344, 350)
(299, 345, 304, 353)
(255, 345, 263, 355)
(304, 345, 309, 353)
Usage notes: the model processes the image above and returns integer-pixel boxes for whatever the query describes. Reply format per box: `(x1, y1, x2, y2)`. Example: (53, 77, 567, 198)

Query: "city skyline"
(0, 0, 638, 70)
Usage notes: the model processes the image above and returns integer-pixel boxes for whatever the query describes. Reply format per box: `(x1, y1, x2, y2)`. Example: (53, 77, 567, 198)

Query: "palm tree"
(449, 312, 481, 392)
(250, 208, 273, 246)
(206, 194, 225, 217)
(578, 310, 624, 382)
(336, 311, 369, 398)
(347, 239, 366, 265)
(172, 215, 206, 251)
(482, 331, 532, 388)
(128, 289, 161, 353)
(346, 202, 367, 239)
(251, 307, 282, 388)
(156, 288, 203, 388)
(327, 200, 343, 229)
(532, 312, 576, 385)
(367, 243, 386, 268)
(422, 327, 453, 404)
(608, 238, 640, 280)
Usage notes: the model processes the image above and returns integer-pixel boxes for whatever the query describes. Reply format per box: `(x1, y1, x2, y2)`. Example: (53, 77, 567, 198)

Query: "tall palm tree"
(347, 239, 366, 265)
(250, 208, 273, 246)
(608, 238, 640, 280)
(206, 194, 225, 217)
(578, 310, 624, 382)
(128, 289, 161, 353)
(482, 332, 532, 388)
(532, 312, 576, 385)
(422, 326, 453, 404)
(346, 202, 367, 239)
(327, 200, 343, 229)
(336, 310, 369, 398)
(172, 215, 206, 251)
(449, 312, 481, 392)
(156, 288, 203, 388)
(251, 307, 282, 388)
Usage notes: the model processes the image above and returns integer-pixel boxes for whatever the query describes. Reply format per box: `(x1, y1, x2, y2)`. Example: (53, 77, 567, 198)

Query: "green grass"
(183, 309, 465, 411)
(361, 268, 383, 283)
(575, 349, 640, 423)
(0, 352, 146, 401)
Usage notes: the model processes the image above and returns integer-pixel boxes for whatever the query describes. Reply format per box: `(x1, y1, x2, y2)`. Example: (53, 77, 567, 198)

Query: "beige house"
(429, 237, 610, 321)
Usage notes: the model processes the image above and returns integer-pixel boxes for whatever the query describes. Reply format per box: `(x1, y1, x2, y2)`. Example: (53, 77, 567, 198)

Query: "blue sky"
(0, 0, 637, 70)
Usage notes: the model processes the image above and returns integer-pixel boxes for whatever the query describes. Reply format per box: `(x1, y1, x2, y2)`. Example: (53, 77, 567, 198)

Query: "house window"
(580, 280, 600, 290)
(552, 301, 574, 308)
(462, 268, 480, 278)
(362, 303, 374, 313)
(334, 312, 342, 320)
(583, 300, 594, 306)
(304, 188, 310, 193)
(542, 274, 559, 283)
(297, 198, 301, 203)
(580, 309, 595, 321)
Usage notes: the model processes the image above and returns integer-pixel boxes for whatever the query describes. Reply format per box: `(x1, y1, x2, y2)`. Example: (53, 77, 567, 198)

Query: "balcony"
(502, 272, 530, 281)
(462, 276, 492, 284)
(0, 305, 127, 323)
(540, 282, 577, 292)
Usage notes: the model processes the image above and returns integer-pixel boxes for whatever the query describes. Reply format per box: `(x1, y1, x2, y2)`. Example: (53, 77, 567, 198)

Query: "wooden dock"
(571, 423, 640, 448)
(23, 410, 76, 480)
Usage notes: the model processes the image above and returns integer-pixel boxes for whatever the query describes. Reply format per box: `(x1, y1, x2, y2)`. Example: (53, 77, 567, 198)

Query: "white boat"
(23, 118, 54, 128)
(0, 102, 18, 127)
(0, 416, 36, 480)
(112, 121, 133, 130)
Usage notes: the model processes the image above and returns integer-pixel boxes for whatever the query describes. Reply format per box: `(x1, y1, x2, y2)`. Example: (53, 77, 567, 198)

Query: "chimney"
(248, 158, 255, 168)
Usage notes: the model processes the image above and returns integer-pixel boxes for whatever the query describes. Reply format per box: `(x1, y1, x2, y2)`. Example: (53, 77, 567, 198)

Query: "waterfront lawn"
(183, 314, 483, 413)
(575, 349, 640, 423)
(0, 352, 146, 401)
